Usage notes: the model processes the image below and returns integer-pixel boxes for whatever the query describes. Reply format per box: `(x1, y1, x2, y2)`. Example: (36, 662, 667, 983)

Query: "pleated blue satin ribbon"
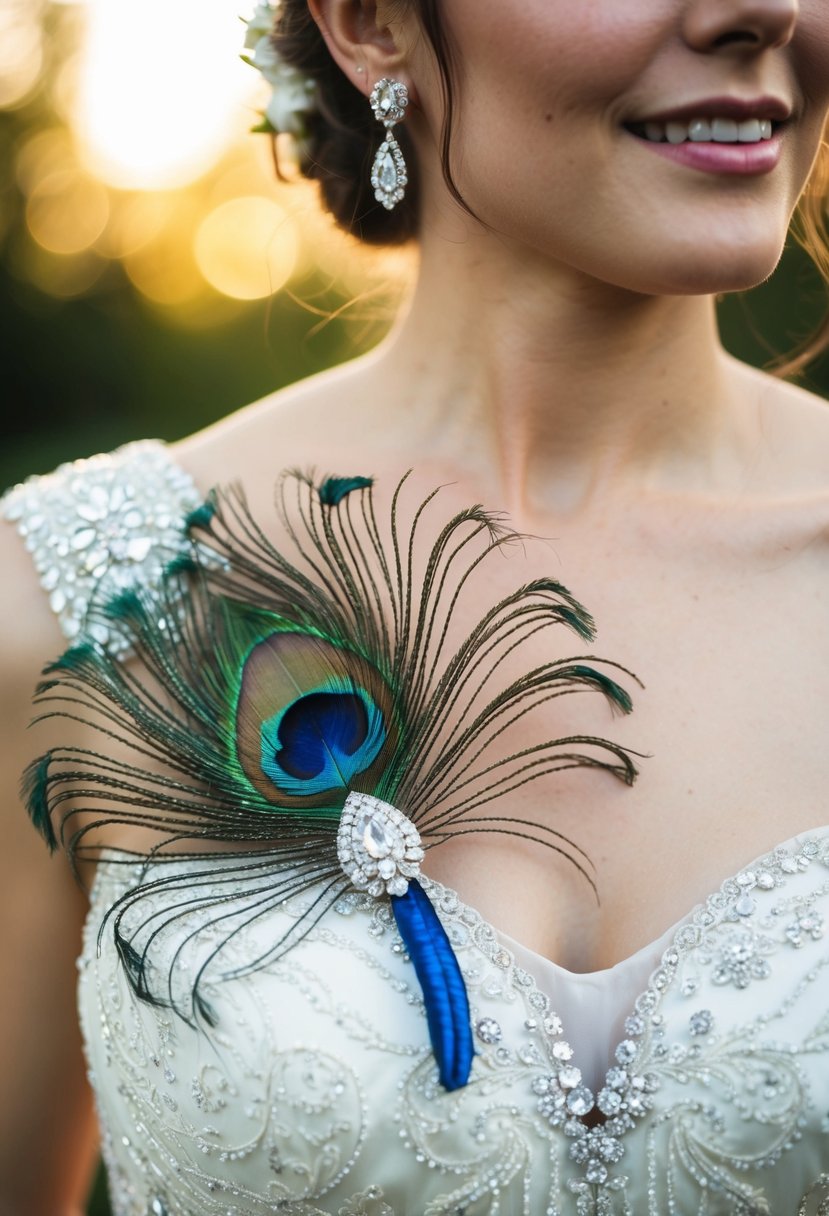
(390, 878, 474, 1090)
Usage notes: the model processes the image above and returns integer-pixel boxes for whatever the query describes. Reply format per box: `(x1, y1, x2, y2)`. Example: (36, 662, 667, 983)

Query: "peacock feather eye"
(24, 468, 640, 1091)
(235, 630, 396, 809)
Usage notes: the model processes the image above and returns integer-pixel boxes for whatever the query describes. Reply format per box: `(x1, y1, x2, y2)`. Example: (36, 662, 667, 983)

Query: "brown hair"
(273, 2, 829, 374)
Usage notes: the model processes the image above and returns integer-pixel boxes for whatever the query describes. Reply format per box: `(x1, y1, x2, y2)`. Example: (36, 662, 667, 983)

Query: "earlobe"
(307, 0, 411, 99)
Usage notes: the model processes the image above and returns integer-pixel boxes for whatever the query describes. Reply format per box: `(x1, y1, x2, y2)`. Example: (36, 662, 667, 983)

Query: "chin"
(590, 234, 788, 298)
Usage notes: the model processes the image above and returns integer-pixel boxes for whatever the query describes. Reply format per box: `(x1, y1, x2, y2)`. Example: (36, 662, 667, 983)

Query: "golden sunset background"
(0, 4, 826, 1212)
(0, 0, 416, 495)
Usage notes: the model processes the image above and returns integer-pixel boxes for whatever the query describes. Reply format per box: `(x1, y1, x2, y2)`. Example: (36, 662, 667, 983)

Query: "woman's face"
(404, 0, 829, 296)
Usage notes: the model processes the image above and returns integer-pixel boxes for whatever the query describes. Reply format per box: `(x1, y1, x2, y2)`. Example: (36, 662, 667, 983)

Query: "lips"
(628, 95, 793, 126)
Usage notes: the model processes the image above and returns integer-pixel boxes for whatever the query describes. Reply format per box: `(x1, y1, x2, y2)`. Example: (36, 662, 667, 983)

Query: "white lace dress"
(4, 444, 829, 1216)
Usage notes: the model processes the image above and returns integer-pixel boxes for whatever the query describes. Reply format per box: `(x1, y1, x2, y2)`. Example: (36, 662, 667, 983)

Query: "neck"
(374, 228, 747, 519)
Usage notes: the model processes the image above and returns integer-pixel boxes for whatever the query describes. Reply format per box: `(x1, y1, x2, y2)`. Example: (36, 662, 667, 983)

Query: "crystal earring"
(370, 77, 409, 211)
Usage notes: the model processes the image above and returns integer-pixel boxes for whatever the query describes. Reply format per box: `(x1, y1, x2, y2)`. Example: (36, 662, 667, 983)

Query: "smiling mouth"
(624, 118, 785, 145)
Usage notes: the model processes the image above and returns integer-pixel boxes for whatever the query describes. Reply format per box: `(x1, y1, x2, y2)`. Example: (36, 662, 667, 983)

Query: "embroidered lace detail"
(79, 830, 829, 1214)
(1, 440, 200, 656)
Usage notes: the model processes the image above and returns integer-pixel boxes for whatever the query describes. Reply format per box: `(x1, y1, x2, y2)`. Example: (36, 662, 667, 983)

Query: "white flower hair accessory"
(241, 2, 317, 138)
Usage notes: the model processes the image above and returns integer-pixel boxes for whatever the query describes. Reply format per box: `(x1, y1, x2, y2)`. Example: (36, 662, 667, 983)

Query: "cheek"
(426, 1, 671, 225)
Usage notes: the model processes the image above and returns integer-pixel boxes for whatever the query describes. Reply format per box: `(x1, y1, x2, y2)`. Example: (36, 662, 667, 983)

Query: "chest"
(419, 510, 829, 972)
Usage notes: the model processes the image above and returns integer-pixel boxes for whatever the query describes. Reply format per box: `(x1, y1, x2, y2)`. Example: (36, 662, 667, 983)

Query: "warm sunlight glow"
(122, 199, 207, 306)
(0, 2, 43, 110)
(194, 196, 299, 299)
(26, 168, 110, 255)
(74, 0, 257, 190)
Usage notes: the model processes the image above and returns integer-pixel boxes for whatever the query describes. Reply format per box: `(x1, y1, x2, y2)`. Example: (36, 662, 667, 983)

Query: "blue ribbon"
(390, 879, 474, 1090)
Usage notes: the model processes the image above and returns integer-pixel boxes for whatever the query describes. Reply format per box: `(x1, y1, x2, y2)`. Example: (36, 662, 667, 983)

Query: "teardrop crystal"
(377, 81, 395, 115)
(362, 814, 392, 859)
(378, 149, 397, 193)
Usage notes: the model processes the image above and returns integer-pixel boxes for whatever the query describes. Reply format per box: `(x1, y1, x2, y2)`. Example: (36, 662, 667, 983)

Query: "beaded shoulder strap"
(1, 440, 201, 657)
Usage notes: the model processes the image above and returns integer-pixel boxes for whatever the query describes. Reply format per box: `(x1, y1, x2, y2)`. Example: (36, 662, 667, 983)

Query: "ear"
(307, 0, 414, 100)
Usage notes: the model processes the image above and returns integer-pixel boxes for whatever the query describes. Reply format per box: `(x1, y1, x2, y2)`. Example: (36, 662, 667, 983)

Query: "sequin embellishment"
(1, 440, 200, 656)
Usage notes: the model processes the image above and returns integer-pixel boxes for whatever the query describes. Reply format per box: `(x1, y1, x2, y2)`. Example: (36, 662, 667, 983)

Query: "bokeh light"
(0, 2, 44, 111)
(26, 166, 109, 255)
(194, 196, 299, 300)
(0, 0, 411, 326)
(74, 0, 255, 190)
(121, 198, 206, 307)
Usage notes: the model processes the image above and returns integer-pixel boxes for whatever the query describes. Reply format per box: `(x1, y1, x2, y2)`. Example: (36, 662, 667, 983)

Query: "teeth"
(711, 118, 739, 142)
(688, 119, 712, 142)
(639, 117, 776, 144)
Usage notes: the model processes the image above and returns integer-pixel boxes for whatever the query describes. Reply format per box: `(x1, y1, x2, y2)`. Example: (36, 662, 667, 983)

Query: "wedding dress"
(4, 442, 828, 1216)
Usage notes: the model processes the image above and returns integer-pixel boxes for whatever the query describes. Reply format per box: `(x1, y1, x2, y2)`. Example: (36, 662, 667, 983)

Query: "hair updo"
(271, 0, 462, 246)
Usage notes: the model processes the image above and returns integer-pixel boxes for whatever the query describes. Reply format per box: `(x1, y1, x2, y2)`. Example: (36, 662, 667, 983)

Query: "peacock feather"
(26, 469, 641, 1090)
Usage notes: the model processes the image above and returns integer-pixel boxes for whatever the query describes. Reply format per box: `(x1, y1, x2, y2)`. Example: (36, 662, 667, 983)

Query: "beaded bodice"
(80, 833, 829, 1216)
(5, 445, 829, 1215)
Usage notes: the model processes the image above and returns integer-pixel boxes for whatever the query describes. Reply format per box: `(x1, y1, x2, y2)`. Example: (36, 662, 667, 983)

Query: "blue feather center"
(260, 686, 387, 795)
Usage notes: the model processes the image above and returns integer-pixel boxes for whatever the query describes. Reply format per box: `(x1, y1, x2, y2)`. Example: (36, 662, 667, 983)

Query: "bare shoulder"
(171, 351, 399, 503)
(727, 355, 829, 496)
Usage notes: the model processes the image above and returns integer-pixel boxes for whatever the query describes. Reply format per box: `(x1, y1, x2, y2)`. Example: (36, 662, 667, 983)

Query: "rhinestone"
(371, 77, 408, 124)
(605, 1067, 627, 1090)
(360, 814, 392, 859)
(564, 1118, 588, 1141)
(689, 1010, 714, 1036)
(597, 1087, 622, 1116)
(598, 1135, 624, 1163)
(150, 1202, 169, 1216)
(566, 1085, 594, 1116)
(537, 1091, 566, 1120)
(378, 148, 397, 191)
(615, 1040, 637, 1065)
(558, 1065, 582, 1089)
(624, 1015, 645, 1036)
(585, 1159, 608, 1185)
(756, 871, 775, 889)
(735, 894, 756, 917)
(475, 1018, 503, 1045)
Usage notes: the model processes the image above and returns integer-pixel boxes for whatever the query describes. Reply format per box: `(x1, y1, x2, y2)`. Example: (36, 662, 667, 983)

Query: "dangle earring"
(370, 77, 409, 211)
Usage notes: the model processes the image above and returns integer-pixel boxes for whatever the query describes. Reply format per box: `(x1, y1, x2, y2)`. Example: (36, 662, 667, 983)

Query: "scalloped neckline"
(419, 821, 829, 1143)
